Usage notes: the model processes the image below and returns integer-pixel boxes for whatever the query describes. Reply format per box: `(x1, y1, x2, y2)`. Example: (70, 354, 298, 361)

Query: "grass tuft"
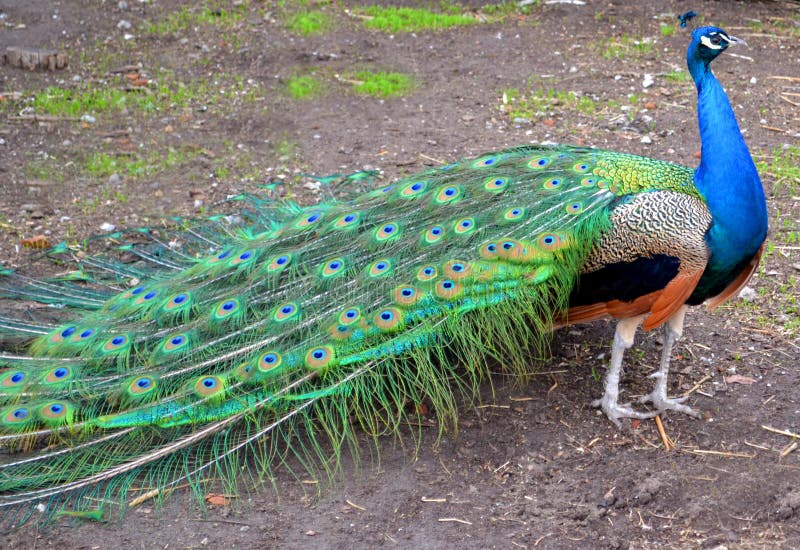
(286, 11, 332, 36)
(758, 144, 800, 195)
(347, 70, 415, 98)
(286, 75, 325, 100)
(356, 5, 477, 33)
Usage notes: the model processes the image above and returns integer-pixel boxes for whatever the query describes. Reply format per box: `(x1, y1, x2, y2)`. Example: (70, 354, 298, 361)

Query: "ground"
(1, 0, 800, 548)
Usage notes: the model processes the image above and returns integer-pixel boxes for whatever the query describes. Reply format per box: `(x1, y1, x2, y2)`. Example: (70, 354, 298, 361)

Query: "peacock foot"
(592, 394, 659, 428)
(638, 392, 700, 417)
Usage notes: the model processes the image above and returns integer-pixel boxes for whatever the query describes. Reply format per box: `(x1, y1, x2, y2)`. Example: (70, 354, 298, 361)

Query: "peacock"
(0, 26, 767, 526)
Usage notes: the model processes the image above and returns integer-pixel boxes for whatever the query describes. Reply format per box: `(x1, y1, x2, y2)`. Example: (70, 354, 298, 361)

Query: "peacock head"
(689, 26, 745, 64)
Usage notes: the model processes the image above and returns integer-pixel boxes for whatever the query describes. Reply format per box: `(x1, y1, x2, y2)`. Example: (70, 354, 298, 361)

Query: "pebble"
(100, 222, 116, 232)
(642, 74, 654, 88)
(118, 0, 128, 9)
(738, 286, 757, 301)
(117, 20, 131, 30)
(640, 135, 652, 144)
(108, 173, 121, 186)
(80, 114, 96, 124)
(62, 139, 72, 146)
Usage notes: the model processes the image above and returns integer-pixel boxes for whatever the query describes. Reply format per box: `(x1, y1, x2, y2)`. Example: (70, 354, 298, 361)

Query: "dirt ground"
(1, 0, 800, 548)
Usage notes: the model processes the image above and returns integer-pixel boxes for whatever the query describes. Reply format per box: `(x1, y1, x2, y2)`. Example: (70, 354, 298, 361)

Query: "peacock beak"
(724, 34, 747, 47)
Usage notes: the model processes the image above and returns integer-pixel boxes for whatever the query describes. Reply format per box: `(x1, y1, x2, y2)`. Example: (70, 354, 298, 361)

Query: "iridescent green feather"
(0, 145, 695, 525)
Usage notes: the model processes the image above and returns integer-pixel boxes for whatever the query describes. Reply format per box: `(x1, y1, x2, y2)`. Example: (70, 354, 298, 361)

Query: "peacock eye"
(710, 35, 722, 45)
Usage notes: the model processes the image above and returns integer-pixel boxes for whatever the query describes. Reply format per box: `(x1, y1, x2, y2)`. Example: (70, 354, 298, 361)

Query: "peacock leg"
(638, 305, 700, 417)
(592, 314, 658, 427)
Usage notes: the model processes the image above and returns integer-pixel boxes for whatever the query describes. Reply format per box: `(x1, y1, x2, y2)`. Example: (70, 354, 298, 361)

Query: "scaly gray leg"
(638, 305, 700, 417)
(593, 314, 658, 427)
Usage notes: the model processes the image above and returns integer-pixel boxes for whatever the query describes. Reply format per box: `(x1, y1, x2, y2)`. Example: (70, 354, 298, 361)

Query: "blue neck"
(687, 44, 768, 272)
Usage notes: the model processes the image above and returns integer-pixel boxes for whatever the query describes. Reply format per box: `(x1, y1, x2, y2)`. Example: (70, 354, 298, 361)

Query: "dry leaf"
(204, 494, 231, 506)
(725, 374, 757, 385)
(21, 235, 49, 249)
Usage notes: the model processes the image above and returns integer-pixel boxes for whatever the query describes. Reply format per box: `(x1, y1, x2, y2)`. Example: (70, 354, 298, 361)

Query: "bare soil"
(1, 1, 800, 548)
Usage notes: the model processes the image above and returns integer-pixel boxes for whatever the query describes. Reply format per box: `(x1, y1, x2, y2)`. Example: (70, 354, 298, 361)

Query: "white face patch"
(700, 32, 733, 51)
(700, 35, 723, 50)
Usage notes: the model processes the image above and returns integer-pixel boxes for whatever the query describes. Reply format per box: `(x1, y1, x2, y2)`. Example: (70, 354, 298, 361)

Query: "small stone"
(749, 76, 757, 84)
(62, 139, 72, 147)
(117, 20, 132, 30)
(642, 73, 654, 88)
(71, 75, 82, 82)
(80, 114, 96, 124)
(118, 0, 129, 9)
(108, 173, 121, 186)
(100, 222, 116, 232)
(640, 135, 652, 144)
(738, 286, 757, 302)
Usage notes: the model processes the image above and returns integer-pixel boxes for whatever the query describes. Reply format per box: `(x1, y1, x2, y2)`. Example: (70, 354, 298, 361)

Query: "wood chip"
(346, 499, 365, 511)
(762, 425, 800, 439)
(687, 449, 755, 458)
(438, 517, 472, 525)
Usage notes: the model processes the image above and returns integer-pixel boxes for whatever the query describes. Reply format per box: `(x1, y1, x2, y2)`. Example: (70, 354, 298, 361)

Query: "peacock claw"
(638, 393, 700, 417)
(592, 395, 659, 428)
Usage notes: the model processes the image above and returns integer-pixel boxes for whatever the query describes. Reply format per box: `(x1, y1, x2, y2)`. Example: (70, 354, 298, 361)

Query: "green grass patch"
(599, 34, 655, 60)
(144, 3, 248, 36)
(664, 69, 689, 83)
(83, 148, 196, 178)
(14, 75, 263, 119)
(758, 144, 800, 195)
(285, 74, 325, 100)
(286, 10, 332, 36)
(660, 24, 676, 37)
(356, 5, 478, 33)
(347, 70, 415, 98)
